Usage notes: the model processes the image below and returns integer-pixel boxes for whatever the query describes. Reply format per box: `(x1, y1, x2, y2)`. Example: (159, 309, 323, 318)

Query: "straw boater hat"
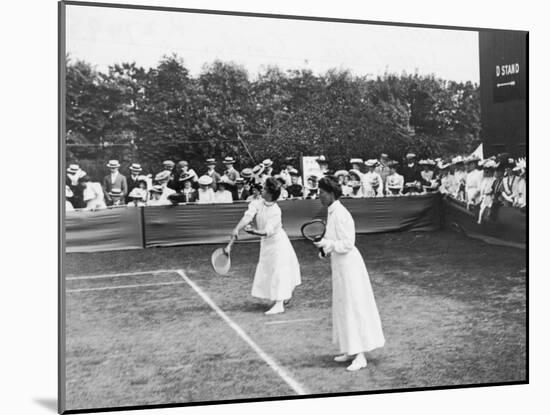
(198, 175, 213, 186)
(129, 163, 142, 173)
(241, 168, 253, 179)
(155, 171, 171, 182)
(288, 168, 299, 176)
(108, 188, 123, 197)
(150, 184, 164, 194)
(65, 185, 73, 198)
(205, 158, 216, 166)
(365, 159, 378, 167)
(128, 188, 146, 199)
(252, 164, 265, 176)
(419, 159, 436, 166)
(406, 153, 416, 159)
(334, 170, 348, 178)
(223, 156, 236, 165)
(262, 159, 273, 168)
(106, 160, 120, 168)
(350, 158, 364, 165)
(235, 178, 245, 185)
(67, 164, 80, 174)
(163, 160, 175, 168)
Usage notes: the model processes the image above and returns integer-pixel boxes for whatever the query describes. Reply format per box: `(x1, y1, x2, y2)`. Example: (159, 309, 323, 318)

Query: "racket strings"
(302, 222, 326, 240)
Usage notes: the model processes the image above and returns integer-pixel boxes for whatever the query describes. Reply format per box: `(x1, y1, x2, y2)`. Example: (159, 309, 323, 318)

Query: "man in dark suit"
(400, 153, 422, 194)
(103, 160, 128, 204)
(233, 178, 250, 201)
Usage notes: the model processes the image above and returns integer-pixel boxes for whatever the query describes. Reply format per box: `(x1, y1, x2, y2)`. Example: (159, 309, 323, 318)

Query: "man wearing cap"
(375, 153, 391, 194)
(233, 178, 250, 201)
(363, 160, 383, 197)
(102, 160, 128, 205)
(261, 159, 274, 183)
(464, 156, 483, 208)
(205, 158, 222, 190)
(197, 175, 216, 204)
(126, 163, 143, 203)
(287, 169, 303, 199)
(385, 161, 404, 196)
(401, 153, 422, 194)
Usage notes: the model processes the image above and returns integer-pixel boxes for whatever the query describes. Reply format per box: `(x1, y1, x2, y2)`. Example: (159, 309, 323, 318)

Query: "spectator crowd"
(66, 152, 527, 224)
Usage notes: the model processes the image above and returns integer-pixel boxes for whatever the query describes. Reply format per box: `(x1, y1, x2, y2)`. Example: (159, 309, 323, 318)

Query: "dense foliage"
(66, 55, 480, 177)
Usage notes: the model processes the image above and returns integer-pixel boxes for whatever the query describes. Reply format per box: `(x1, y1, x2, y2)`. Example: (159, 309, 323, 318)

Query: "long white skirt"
(251, 230, 301, 301)
(331, 247, 385, 354)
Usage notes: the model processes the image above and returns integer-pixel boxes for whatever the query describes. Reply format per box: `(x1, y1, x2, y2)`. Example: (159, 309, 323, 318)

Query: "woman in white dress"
(314, 176, 385, 371)
(232, 177, 301, 315)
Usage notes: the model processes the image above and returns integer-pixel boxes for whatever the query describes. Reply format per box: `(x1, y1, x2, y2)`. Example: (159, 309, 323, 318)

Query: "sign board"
(493, 61, 525, 102)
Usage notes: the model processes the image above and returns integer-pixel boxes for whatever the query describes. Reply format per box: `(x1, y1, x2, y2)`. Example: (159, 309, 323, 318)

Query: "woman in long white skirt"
(232, 177, 301, 315)
(314, 176, 385, 371)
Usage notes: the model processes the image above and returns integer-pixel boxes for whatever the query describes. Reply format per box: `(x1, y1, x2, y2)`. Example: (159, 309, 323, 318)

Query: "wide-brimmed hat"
(334, 170, 348, 178)
(109, 188, 123, 197)
(106, 160, 120, 168)
(317, 155, 328, 164)
(155, 171, 171, 182)
(67, 164, 80, 174)
(129, 163, 142, 172)
(65, 185, 73, 198)
(288, 168, 299, 176)
(350, 158, 363, 165)
(150, 185, 164, 194)
(241, 168, 253, 179)
(405, 153, 416, 159)
(198, 175, 213, 186)
(262, 159, 273, 168)
(365, 159, 378, 167)
(178, 172, 194, 182)
(205, 158, 216, 166)
(223, 156, 236, 164)
(348, 169, 362, 180)
(252, 164, 265, 176)
(128, 188, 146, 199)
(162, 160, 175, 168)
(482, 159, 498, 169)
(235, 178, 245, 185)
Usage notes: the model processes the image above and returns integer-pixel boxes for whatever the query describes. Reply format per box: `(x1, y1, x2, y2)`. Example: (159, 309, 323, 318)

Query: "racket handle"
(225, 235, 236, 253)
(318, 247, 326, 258)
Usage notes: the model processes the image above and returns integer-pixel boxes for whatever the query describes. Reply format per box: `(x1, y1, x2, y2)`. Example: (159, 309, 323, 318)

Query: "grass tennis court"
(64, 230, 526, 411)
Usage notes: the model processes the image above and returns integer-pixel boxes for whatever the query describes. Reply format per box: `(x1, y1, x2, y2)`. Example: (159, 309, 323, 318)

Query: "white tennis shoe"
(334, 354, 353, 362)
(346, 354, 367, 371)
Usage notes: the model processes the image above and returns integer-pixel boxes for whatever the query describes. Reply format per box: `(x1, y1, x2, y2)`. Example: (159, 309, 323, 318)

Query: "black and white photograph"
(59, 1, 527, 413)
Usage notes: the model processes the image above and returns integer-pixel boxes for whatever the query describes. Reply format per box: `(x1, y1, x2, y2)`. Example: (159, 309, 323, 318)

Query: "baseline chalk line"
(265, 318, 318, 325)
(66, 269, 178, 281)
(175, 270, 308, 395)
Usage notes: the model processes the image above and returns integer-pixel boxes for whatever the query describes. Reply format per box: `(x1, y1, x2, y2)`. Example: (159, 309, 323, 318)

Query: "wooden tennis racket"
(301, 219, 327, 257)
(211, 235, 236, 276)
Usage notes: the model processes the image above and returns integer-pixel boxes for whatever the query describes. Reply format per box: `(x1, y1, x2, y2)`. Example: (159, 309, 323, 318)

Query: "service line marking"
(175, 270, 308, 395)
(67, 281, 184, 293)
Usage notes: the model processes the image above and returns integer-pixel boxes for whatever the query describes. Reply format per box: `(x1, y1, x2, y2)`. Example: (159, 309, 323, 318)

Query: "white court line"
(175, 270, 308, 396)
(66, 269, 177, 281)
(67, 281, 185, 293)
(265, 318, 318, 326)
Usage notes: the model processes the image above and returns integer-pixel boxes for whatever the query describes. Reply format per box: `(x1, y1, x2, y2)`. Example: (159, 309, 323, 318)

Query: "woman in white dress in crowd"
(79, 176, 107, 210)
(314, 176, 385, 371)
(231, 177, 301, 315)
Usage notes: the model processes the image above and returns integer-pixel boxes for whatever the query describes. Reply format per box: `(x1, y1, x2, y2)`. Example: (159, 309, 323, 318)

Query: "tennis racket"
(301, 219, 327, 257)
(211, 235, 236, 276)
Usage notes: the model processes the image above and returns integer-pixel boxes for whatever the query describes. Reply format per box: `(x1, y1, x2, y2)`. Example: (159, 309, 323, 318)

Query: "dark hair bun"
(319, 176, 342, 199)
(264, 177, 282, 200)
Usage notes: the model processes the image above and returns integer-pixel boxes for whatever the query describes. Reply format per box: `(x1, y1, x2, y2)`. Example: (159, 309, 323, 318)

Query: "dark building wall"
(479, 30, 527, 157)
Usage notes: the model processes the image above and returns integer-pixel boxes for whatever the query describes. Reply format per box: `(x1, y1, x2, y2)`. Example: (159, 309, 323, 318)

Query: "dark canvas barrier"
(144, 194, 441, 248)
(442, 196, 526, 249)
(65, 207, 144, 253)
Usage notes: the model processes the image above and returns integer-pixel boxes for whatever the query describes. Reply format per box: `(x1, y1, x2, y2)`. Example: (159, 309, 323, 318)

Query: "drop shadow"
(34, 398, 57, 413)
